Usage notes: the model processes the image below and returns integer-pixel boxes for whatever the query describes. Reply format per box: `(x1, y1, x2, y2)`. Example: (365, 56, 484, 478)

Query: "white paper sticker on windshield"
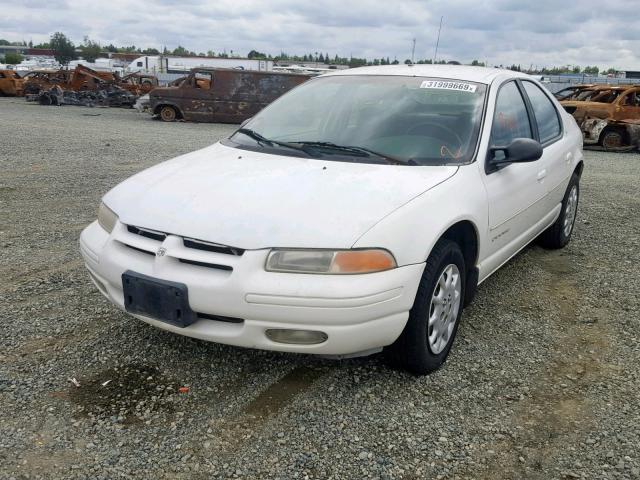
(420, 80, 477, 93)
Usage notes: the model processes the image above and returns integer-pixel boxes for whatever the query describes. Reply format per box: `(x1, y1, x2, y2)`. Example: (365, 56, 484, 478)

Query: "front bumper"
(79, 221, 424, 355)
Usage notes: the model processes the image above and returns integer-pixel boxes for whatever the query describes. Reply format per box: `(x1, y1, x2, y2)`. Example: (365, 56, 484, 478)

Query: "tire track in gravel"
(471, 249, 614, 480)
(205, 365, 327, 455)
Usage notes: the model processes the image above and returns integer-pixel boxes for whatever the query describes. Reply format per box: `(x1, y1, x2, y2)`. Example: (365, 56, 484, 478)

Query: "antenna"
(411, 38, 416, 63)
(433, 16, 443, 63)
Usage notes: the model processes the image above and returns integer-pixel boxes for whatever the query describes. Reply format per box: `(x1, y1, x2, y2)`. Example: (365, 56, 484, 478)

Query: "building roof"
(323, 64, 529, 84)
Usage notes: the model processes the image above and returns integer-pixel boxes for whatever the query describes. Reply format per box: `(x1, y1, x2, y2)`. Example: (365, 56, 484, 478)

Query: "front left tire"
(159, 105, 177, 122)
(385, 239, 466, 375)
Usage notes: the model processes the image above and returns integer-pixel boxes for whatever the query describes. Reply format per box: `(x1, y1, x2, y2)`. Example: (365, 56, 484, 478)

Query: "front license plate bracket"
(122, 271, 197, 328)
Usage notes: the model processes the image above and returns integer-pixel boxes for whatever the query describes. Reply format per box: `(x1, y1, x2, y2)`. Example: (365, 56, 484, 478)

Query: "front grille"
(124, 244, 155, 256)
(126, 224, 242, 256)
(179, 258, 233, 271)
(183, 238, 244, 256)
(127, 225, 166, 242)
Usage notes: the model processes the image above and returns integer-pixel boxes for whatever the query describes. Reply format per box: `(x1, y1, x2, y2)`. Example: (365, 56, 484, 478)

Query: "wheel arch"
(432, 219, 480, 307)
(574, 160, 584, 178)
(437, 220, 479, 269)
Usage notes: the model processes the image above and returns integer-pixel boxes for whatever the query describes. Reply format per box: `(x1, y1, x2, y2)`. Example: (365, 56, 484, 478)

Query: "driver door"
(481, 81, 548, 258)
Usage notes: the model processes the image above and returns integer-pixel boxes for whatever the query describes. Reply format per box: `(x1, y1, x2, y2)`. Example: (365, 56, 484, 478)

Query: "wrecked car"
(0, 69, 24, 96)
(581, 118, 640, 150)
(23, 69, 72, 95)
(119, 73, 158, 96)
(36, 84, 136, 108)
(553, 84, 596, 101)
(561, 85, 640, 149)
(148, 67, 310, 123)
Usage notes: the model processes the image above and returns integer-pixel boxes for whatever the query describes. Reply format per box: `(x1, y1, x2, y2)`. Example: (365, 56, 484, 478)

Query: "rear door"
(482, 80, 548, 253)
(520, 80, 569, 208)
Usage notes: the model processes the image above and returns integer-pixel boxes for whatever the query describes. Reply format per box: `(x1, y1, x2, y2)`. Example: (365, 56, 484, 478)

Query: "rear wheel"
(159, 105, 177, 122)
(384, 239, 465, 375)
(600, 128, 625, 150)
(538, 173, 579, 249)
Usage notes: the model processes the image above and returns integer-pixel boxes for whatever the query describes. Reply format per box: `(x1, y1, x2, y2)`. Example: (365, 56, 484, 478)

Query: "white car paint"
(103, 145, 458, 250)
(80, 65, 583, 356)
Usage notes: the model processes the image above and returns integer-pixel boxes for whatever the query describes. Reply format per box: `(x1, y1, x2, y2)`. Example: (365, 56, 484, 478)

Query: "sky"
(1, 0, 639, 69)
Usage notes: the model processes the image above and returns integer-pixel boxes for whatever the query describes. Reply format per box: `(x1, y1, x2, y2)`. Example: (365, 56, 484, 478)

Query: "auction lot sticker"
(420, 80, 477, 92)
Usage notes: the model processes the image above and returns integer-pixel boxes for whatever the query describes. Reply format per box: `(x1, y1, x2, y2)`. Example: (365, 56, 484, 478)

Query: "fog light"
(265, 329, 328, 345)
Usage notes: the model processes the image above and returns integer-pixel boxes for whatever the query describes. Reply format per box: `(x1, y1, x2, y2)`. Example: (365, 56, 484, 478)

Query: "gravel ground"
(0, 98, 639, 480)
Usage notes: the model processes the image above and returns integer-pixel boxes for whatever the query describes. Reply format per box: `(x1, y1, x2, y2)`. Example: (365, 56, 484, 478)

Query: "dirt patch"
(471, 249, 613, 479)
(67, 364, 181, 425)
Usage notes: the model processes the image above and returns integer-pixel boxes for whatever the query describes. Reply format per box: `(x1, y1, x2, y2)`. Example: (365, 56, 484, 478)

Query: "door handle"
(537, 169, 547, 181)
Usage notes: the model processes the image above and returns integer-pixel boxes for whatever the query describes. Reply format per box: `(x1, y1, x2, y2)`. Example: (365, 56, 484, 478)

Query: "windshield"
(228, 75, 487, 166)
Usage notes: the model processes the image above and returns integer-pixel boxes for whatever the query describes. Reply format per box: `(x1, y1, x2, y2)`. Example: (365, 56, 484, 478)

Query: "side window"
(136, 61, 143, 67)
(523, 82, 561, 143)
(491, 81, 532, 148)
(621, 90, 640, 107)
(194, 72, 213, 89)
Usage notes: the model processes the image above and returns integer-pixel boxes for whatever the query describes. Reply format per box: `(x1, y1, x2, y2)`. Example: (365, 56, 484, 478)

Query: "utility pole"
(433, 16, 443, 64)
(411, 38, 416, 64)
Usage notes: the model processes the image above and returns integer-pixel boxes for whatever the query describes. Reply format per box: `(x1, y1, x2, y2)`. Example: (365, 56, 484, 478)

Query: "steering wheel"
(405, 122, 464, 159)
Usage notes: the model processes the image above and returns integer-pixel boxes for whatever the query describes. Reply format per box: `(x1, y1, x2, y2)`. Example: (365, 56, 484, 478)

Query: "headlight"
(97, 202, 118, 233)
(265, 249, 396, 274)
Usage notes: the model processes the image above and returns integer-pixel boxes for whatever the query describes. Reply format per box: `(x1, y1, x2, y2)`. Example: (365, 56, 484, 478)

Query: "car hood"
(104, 142, 458, 250)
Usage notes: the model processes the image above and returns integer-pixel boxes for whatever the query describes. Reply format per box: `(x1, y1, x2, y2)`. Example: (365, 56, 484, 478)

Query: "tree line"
(0, 35, 623, 76)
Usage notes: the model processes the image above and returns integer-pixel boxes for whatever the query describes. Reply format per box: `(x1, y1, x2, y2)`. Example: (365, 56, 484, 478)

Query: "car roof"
(321, 64, 530, 85)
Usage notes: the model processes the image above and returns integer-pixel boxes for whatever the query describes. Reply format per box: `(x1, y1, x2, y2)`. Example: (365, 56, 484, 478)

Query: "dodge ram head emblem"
(156, 247, 167, 257)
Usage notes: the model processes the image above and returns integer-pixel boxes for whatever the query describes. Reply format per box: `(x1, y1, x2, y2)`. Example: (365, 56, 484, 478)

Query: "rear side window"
(491, 81, 532, 147)
(523, 82, 561, 143)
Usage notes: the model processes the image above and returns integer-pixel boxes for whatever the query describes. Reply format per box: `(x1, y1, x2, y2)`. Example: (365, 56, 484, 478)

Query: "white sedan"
(80, 65, 583, 374)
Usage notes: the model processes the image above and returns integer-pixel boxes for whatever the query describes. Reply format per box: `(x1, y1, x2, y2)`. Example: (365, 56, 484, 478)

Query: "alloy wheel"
(427, 264, 462, 354)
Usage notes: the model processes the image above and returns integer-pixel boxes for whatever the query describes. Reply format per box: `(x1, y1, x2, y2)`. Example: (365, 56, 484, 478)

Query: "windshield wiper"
(235, 128, 311, 156)
(293, 141, 412, 165)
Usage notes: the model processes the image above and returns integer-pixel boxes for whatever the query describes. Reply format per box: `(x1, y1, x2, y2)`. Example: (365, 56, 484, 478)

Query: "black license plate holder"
(122, 271, 197, 328)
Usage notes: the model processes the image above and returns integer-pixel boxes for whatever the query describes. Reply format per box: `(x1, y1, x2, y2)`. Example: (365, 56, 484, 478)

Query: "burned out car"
(148, 67, 310, 123)
(561, 85, 640, 150)
(0, 70, 24, 96)
(119, 73, 158, 96)
(553, 84, 596, 101)
(23, 69, 72, 95)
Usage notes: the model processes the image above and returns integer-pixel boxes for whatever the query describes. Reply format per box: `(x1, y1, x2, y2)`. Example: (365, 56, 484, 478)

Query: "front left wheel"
(159, 105, 177, 122)
(385, 239, 466, 375)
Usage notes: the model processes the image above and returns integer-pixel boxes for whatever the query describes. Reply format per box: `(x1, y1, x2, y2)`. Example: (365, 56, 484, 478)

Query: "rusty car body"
(23, 69, 72, 95)
(561, 85, 640, 150)
(148, 67, 310, 123)
(553, 84, 596, 101)
(118, 73, 158, 96)
(0, 69, 24, 96)
(67, 64, 117, 91)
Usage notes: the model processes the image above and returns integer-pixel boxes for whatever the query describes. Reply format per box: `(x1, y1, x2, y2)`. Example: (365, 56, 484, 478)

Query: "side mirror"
(489, 138, 543, 167)
(239, 117, 252, 128)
